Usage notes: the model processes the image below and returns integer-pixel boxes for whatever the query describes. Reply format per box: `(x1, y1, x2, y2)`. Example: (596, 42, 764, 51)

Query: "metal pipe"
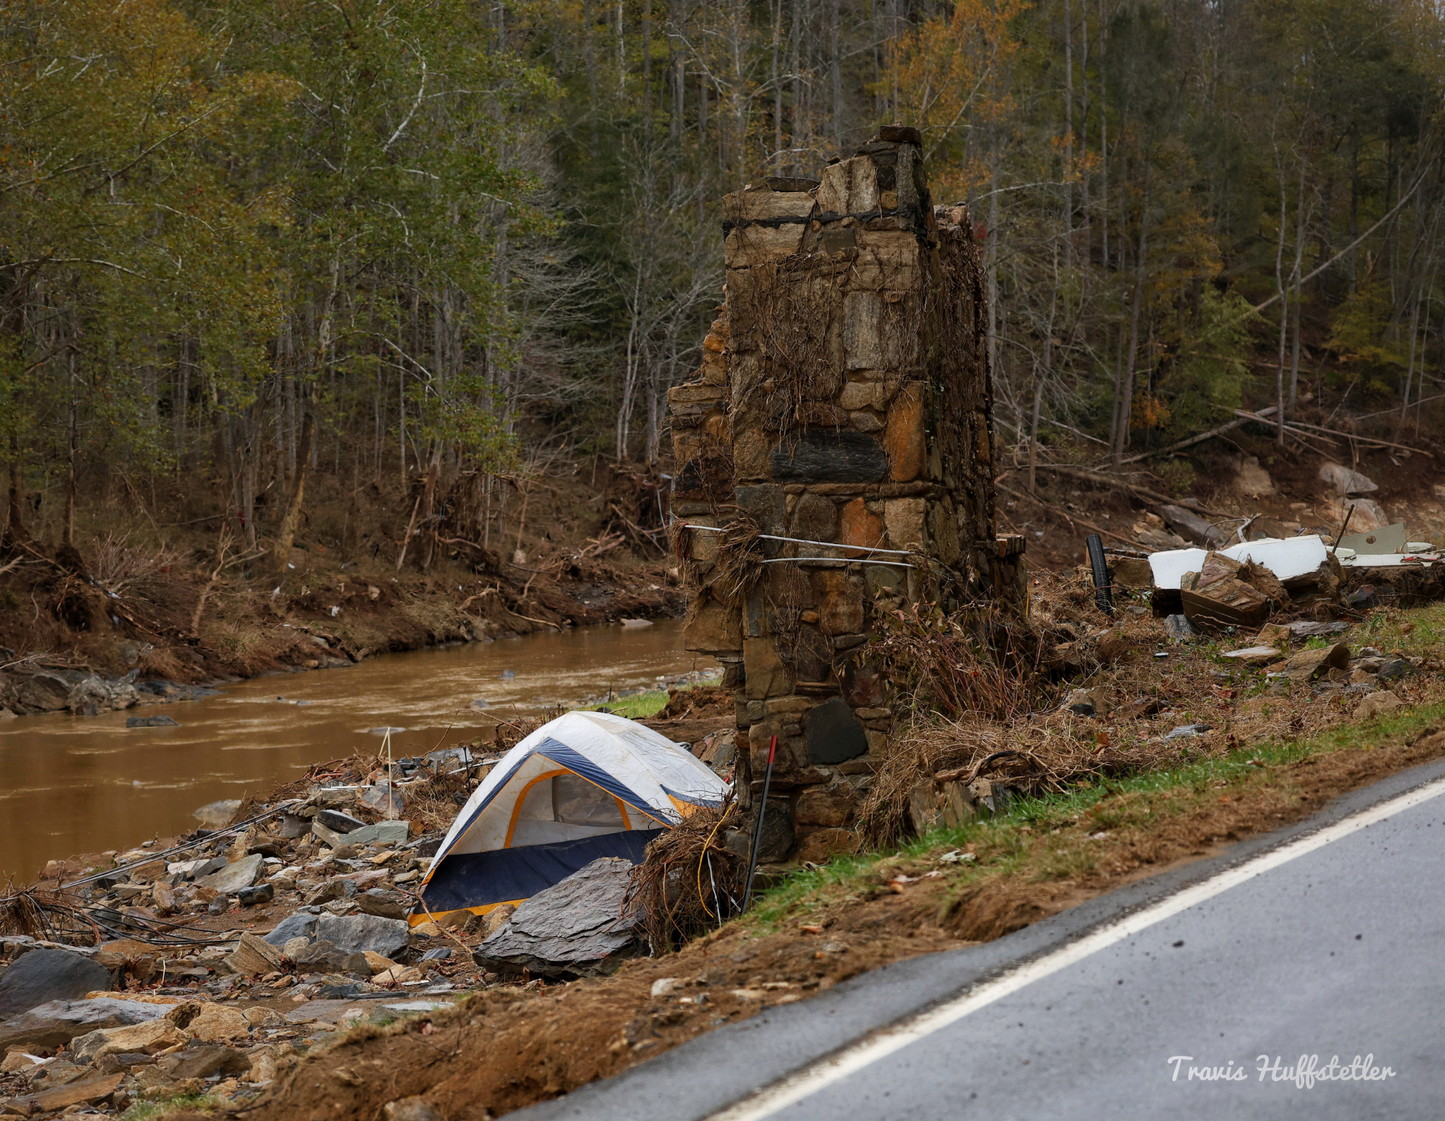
(741, 734, 778, 912)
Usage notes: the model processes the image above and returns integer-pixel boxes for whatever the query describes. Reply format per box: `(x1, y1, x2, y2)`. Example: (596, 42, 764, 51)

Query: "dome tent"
(413, 710, 729, 925)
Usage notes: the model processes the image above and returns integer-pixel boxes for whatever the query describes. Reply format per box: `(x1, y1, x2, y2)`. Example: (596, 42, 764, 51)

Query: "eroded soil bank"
(0, 463, 682, 716)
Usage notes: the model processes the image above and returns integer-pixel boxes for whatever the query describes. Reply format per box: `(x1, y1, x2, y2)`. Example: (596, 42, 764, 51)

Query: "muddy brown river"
(0, 620, 714, 882)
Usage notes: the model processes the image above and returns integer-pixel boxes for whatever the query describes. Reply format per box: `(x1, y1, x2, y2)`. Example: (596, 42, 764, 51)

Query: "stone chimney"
(667, 125, 1020, 868)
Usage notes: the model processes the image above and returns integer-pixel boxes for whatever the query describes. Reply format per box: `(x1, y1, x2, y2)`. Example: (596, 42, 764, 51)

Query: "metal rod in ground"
(741, 734, 778, 912)
(1331, 504, 1356, 556)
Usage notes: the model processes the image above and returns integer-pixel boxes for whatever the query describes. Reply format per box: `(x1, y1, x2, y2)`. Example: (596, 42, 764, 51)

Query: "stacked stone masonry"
(668, 125, 1015, 864)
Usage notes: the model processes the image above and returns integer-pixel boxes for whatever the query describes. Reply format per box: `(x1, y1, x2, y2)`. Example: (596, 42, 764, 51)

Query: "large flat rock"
(0, 997, 167, 1051)
(0, 948, 111, 1019)
(472, 857, 640, 980)
(194, 853, 264, 895)
(314, 913, 410, 958)
(769, 430, 887, 484)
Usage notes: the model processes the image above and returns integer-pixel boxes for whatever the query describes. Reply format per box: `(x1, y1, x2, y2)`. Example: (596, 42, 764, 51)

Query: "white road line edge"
(707, 773, 1445, 1121)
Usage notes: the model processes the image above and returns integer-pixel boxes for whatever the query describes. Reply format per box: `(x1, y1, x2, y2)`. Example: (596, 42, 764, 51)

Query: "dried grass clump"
(863, 599, 1056, 721)
(860, 713, 1204, 847)
(486, 711, 560, 753)
(710, 512, 765, 604)
(88, 533, 184, 597)
(627, 798, 742, 953)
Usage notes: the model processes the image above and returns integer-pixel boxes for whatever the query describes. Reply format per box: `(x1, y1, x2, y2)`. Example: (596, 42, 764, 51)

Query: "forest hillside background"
(1, 0, 1442, 620)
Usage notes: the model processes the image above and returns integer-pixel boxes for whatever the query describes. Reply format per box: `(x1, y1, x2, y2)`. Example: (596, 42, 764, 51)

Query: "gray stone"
(1377, 657, 1416, 680)
(422, 746, 473, 773)
(236, 883, 274, 906)
(161, 1045, 251, 1080)
(769, 431, 888, 484)
(1164, 614, 1197, 643)
(355, 890, 409, 920)
(725, 805, 794, 864)
(67, 675, 138, 716)
(345, 820, 411, 848)
(262, 912, 319, 947)
(1286, 621, 1348, 638)
(315, 809, 366, 833)
(472, 858, 641, 980)
(0, 997, 166, 1051)
(305, 880, 356, 905)
(735, 486, 787, 557)
(313, 818, 409, 849)
(1159, 505, 1226, 548)
(223, 932, 284, 977)
(359, 784, 406, 816)
(191, 798, 240, 827)
(0, 949, 111, 1018)
(1319, 463, 1378, 495)
(805, 698, 870, 765)
(193, 853, 264, 895)
(170, 856, 225, 880)
(126, 713, 179, 728)
(287, 939, 353, 973)
(314, 913, 411, 958)
(278, 812, 311, 839)
(790, 494, 839, 543)
(17, 673, 73, 713)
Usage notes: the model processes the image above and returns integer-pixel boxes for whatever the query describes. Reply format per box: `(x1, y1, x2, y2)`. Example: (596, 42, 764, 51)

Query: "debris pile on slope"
(861, 561, 1440, 847)
(0, 747, 550, 1115)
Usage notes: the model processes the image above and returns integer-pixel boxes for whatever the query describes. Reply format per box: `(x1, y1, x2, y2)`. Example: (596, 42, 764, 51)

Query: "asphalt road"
(520, 757, 1445, 1121)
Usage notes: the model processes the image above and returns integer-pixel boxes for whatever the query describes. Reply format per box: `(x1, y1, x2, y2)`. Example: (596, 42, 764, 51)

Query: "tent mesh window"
(552, 773, 627, 828)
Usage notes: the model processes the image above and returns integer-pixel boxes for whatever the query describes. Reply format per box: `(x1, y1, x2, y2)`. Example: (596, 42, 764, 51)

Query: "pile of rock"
(0, 747, 676, 1114)
(0, 666, 226, 720)
(0, 936, 458, 1115)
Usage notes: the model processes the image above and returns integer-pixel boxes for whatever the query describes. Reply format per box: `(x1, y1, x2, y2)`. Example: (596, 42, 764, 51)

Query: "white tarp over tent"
(414, 710, 728, 922)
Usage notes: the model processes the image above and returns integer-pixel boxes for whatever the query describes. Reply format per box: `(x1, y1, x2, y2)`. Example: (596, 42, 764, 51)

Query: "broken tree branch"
(996, 483, 1143, 549)
(1116, 406, 1279, 465)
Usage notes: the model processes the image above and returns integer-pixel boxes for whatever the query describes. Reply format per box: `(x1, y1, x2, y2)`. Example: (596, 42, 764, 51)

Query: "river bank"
(0, 620, 717, 883)
(0, 456, 686, 720)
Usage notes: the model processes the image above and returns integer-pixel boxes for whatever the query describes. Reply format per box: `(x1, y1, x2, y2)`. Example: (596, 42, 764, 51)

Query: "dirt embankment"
(248, 716, 1445, 1121)
(0, 461, 682, 715)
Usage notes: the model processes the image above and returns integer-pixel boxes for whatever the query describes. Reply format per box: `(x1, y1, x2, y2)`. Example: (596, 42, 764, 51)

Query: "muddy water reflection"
(0, 620, 714, 881)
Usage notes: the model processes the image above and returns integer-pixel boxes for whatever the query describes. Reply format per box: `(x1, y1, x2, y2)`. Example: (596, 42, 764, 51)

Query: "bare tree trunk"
(1113, 164, 1150, 468)
(1098, 0, 1109, 269)
(278, 256, 338, 567)
(1274, 162, 1288, 446)
(986, 146, 1001, 377)
(274, 408, 314, 567)
(1398, 292, 1420, 432)
(5, 436, 27, 548)
(1063, 0, 1074, 260)
(1288, 160, 1307, 414)
(64, 346, 77, 547)
(1031, 254, 1059, 493)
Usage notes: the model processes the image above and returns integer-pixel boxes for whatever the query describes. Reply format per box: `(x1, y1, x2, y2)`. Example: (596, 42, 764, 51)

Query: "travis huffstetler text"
(1167, 1054, 1397, 1089)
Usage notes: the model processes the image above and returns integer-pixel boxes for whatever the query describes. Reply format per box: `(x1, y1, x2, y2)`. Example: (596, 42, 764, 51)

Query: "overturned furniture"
(413, 711, 728, 923)
(668, 126, 1012, 864)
